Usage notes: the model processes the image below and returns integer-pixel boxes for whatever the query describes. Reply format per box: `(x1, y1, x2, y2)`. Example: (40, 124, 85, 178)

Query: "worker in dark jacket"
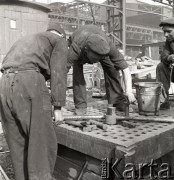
(156, 17, 174, 110)
(0, 22, 68, 180)
(68, 25, 135, 115)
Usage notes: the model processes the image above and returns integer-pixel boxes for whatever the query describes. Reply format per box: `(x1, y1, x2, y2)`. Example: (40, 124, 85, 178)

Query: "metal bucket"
(134, 82, 162, 116)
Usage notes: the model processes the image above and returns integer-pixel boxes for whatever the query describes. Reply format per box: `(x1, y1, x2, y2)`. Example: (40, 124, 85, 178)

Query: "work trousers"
(0, 70, 57, 180)
(73, 58, 124, 109)
(156, 62, 174, 100)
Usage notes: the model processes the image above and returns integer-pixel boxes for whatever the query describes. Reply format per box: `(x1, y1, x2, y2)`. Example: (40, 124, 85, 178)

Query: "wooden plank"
(131, 66, 156, 79)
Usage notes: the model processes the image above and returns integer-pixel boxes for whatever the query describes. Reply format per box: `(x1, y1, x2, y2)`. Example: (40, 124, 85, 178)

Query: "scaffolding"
(48, 0, 126, 52)
(107, 0, 126, 53)
(48, 0, 169, 55)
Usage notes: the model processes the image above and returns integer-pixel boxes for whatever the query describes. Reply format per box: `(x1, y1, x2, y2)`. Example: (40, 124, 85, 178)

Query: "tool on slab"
(54, 98, 174, 129)
(105, 106, 117, 125)
(55, 114, 174, 127)
(64, 115, 105, 121)
(54, 115, 105, 126)
(121, 121, 136, 128)
(88, 119, 108, 130)
(64, 120, 97, 132)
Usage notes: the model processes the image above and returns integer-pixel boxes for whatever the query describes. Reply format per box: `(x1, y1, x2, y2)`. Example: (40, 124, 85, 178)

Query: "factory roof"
(0, 0, 50, 12)
(126, 13, 161, 29)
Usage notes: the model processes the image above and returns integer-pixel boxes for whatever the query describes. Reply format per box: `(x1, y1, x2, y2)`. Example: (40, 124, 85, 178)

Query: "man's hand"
(122, 67, 136, 104)
(124, 91, 136, 104)
(167, 54, 174, 63)
(54, 109, 64, 122)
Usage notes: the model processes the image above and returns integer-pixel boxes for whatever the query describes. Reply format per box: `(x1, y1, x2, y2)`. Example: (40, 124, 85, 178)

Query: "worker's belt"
(1, 67, 40, 74)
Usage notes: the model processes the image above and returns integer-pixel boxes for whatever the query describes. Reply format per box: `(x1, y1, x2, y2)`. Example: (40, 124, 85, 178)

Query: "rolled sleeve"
(108, 43, 128, 70)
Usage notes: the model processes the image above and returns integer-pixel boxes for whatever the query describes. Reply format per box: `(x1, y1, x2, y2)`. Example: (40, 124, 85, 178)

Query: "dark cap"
(47, 21, 66, 38)
(86, 34, 110, 55)
(159, 17, 174, 27)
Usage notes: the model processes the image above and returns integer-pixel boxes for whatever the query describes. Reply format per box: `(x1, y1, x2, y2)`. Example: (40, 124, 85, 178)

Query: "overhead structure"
(107, 0, 126, 54)
(48, 0, 170, 56)
(152, 0, 174, 15)
(48, 0, 107, 37)
(49, 0, 126, 53)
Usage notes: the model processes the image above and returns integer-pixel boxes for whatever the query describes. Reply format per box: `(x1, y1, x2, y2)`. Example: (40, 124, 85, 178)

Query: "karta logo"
(101, 158, 173, 179)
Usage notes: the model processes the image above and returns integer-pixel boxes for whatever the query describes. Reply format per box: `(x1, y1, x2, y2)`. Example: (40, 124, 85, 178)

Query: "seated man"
(67, 25, 136, 115)
(156, 17, 174, 110)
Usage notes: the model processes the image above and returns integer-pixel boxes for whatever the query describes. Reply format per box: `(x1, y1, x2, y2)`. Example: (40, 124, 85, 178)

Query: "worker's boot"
(160, 100, 170, 110)
(74, 108, 87, 115)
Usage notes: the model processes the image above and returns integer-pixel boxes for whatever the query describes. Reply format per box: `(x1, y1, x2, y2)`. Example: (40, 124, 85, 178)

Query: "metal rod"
(88, 0, 96, 24)
(116, 116, 174, 123)
(126, 8, 171, 18)
(64, 115, 174, 123)
(77, 161, 88, 180)
(122, 0, 126, 55)
(77, 0, 122, 13)
(64, 115, 105, 121)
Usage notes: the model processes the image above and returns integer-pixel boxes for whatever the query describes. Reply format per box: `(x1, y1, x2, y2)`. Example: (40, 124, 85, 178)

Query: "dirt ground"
(0, 133, 15, 180)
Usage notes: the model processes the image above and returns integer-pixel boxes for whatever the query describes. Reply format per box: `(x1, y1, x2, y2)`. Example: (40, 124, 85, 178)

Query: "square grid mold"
(61, 101, 174, 147)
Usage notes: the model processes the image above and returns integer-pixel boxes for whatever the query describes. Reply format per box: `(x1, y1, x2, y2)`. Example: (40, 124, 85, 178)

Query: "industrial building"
(0, 0, 50, 62)
(0, 0, 171, 59)
(1, 0, 174, 180)
(48, 0, 172, 59)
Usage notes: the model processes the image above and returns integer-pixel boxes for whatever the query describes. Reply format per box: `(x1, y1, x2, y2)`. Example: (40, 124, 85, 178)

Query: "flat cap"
(86, 34, 110, 55)
(47, 22, 66, 38)
(159, 17, 174, 27)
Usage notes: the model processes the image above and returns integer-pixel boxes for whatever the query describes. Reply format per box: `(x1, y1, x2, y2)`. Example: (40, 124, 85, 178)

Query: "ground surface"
(0, 132, 15, 180)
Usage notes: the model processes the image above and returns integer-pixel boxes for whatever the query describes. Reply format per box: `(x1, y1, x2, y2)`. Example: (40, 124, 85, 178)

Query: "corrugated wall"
(0, 3, 49, 63)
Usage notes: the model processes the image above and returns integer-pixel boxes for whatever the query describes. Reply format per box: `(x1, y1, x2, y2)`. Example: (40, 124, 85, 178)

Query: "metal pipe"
(64, 115, 174, 123)
(77, 0, 80, 28)
(122, 0, 126, 55)
(116, 116, 174, 123)
(126, 8, 171, 18)
(64, 115, 105, 121)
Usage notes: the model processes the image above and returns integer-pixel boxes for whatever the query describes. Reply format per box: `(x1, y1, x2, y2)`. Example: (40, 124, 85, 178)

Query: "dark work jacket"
(68, 25, 128, 70)
(2, 32, 68, 107)
(161, 40, 174, 66)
